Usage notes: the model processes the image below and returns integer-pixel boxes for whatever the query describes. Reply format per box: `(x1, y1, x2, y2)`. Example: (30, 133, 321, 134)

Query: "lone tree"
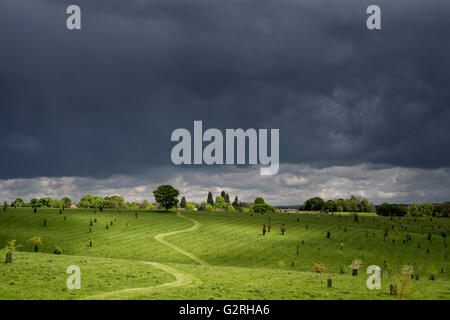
(153, 185, 180, 211)
(207, 191, 214, 206)
(180, 196, 187, 209)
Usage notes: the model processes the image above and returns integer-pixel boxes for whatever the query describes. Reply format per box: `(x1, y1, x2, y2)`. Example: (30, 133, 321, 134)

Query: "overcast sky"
(1, 0, 449, 205)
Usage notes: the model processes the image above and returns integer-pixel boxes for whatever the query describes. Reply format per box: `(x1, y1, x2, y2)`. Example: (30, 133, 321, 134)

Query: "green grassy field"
(0, 208, 448, 300)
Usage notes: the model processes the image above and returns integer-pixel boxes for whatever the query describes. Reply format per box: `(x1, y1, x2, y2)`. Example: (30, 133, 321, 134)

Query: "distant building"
(280, 209, 299, 213)
(69, 204, 77, 209)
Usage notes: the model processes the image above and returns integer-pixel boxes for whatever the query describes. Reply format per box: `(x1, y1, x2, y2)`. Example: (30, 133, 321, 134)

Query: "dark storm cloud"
(0, 0, 449, 179)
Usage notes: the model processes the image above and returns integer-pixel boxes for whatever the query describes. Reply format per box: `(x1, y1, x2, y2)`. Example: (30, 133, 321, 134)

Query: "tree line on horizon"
(376, 202, 450, 218)
(1, 187, 279, 214)
(2, 187, 449, 217)
(2, 195, 155, 211)
(299, 195, 449, 218)
(169, 190, 277, 214)
(5, 197, 73, 209)
(300, 196, 376, 213)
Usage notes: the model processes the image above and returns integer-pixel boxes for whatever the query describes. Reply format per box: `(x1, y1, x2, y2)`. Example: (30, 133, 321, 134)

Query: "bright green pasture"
(0, 208, 448, 300)
(0, 251, 172, 300)
(0, 208, 193, 264)
(170, 211, 450, 275)
(146, 263, 449, 300)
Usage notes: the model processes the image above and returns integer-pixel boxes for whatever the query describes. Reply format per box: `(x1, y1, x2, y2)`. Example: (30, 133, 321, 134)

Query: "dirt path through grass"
(154, 212, 209, 266)
(85, 262, 202, 300)
(84, 212, 207, 300)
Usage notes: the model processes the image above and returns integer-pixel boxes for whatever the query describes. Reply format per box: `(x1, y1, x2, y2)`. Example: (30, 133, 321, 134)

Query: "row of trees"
(7, 188, 448, 217)
(4, 189, 243, 212)
(199, 190, 270, 212)
(300, 195, 449, 217)
(175, 190, 278, 214)
(7, 197, 73, 209)
(377, 202, 450, 217)
(300, 196, 376, 213)
(3, 187, 275, 214)
(205, 191, 260, 211)
(195, 191, 240, 212)
(206, 191, 239, 207)
(153, 187, 256, 212)
(4, 195, 156, 210)
(79, 194, 157, 210)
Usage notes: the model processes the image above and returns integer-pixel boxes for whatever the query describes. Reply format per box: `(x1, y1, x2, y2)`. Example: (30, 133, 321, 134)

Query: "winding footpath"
(155, 213, 209, 266)
(85, 212, 207, 300)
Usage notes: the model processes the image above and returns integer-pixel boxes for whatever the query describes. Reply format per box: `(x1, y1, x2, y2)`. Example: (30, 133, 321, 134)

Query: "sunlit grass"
(0, 208, 448, 299)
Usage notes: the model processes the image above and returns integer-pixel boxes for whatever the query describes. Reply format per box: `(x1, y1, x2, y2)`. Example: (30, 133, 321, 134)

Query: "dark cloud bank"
(0, 0, 449, 204)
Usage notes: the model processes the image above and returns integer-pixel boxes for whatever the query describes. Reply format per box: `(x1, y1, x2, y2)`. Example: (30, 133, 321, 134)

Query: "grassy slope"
(0, 208, 193, 263)
(0, 251, 173, 300)
(0, 208, 449, 300)
(169, 211, 450, 275)
(144, 263, 449, 300)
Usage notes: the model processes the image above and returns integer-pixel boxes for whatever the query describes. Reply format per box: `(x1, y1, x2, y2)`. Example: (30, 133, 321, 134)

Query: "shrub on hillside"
(349, 258, 362, 275)
(314, 261, 326, 283)
(429, 266, 437, 280)
(397, 265, 414, 299)
(4, 240, 21, 263)
(225, 203, 235, 212)
(29, 237, 42, 252)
